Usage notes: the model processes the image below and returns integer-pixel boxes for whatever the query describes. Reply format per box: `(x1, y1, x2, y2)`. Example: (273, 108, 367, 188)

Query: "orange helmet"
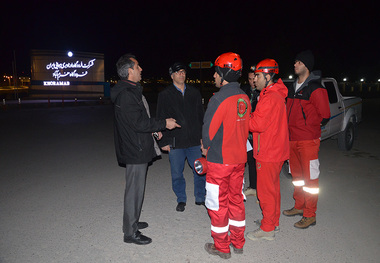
(215, 52, 242, 83)
(253, 59, 279, 74)
(215, 52, 242, 71)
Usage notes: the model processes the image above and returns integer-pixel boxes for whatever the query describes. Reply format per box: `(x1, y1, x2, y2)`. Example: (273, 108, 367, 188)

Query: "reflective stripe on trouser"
(289, 139, 320, 217)
(205, 162, 246, 253)
(256, 161, 282, 232)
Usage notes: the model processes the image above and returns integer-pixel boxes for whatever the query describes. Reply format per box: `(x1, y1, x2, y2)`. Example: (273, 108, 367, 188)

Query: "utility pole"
(13, 50, 18, 100)
(189, 61, 213, 91)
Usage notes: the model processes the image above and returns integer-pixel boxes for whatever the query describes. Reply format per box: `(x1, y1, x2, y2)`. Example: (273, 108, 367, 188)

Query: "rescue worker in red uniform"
(202, 52, 251, 259)
(283, 50, 330, 229)
(246, 59, 289, 241)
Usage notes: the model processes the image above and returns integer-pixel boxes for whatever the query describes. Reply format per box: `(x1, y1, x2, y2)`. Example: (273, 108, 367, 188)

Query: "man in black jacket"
(111, 53, 180, 245)
(156, 62, 205, 212)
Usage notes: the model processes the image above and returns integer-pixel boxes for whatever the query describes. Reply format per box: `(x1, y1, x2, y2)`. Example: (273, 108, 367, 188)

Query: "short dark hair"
(116, 53, 136, 79)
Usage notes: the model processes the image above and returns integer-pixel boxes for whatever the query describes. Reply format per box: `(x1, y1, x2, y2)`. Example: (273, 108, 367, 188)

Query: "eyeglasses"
(175, 70, 186, 75)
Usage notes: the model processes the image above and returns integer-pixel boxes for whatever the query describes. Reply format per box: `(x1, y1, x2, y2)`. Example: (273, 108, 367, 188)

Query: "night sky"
(1, 0, 378, 82)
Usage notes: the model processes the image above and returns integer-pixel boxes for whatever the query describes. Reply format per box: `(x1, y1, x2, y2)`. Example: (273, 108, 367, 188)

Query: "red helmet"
(254, 59, 279, 74)
(215, 52, 242, 83)
(215, 52, 242, 71)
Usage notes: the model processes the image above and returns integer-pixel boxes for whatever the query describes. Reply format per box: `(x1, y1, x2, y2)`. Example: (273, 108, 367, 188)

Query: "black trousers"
(247, 149, 257, 189)
(123, 163, 148, 236)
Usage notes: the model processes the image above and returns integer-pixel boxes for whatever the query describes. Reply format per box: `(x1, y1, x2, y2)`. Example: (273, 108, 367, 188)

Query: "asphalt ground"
(0, 99, 379, 262)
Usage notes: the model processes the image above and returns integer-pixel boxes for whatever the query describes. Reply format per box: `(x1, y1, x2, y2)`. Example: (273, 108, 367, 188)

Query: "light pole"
(3, 75, 12, 86)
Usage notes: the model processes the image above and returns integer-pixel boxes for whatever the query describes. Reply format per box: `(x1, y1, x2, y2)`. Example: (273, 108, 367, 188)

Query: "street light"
(3, 75, 12, 86)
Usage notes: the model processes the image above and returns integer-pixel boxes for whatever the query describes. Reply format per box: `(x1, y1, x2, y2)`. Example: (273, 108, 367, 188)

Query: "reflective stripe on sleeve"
(303, 187, 319, 194)
(293, 180, 305, 186)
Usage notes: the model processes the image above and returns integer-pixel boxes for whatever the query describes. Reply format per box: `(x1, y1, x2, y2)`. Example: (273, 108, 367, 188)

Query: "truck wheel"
(338, 122, 354, 151)
(280, 160, 292, 179)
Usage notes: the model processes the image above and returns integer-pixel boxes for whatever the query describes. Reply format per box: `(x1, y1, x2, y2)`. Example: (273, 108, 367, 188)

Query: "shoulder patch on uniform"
(237, 98, 248, 117)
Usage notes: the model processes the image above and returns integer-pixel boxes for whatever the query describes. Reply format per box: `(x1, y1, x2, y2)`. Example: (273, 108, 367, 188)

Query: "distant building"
(30, 50, 107, 98)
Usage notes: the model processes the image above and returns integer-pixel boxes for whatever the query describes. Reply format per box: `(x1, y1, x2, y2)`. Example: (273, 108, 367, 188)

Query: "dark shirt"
(156, 83, 204, 149)
(241, 84, 259, 112)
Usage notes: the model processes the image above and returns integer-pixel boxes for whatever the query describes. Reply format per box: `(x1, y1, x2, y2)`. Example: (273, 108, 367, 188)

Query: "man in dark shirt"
(241, 68, 260, 198)
(156, 62, 205, 212)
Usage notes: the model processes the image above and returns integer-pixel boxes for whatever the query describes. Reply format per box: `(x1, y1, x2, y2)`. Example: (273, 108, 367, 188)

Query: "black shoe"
(176, 202, 186, 212)
(195, 201, 205, 206)
(137, 221, 148, 230)
(124, 231, 152, 245)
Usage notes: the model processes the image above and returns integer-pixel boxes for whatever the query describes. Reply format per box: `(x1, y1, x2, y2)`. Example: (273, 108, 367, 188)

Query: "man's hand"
(166, 118, 181, 130)
(153, 131, 163, 140)
(201, 141, 208, 156)
(201, 148, 208, 156)
(321, 118, 330, 127)
(161, 145, 171, 152)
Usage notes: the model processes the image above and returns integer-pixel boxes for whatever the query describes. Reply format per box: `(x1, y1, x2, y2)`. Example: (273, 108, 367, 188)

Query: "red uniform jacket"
(249, 79, 289, 162)
(202, 82, 251, 164)
(287, 72, 331, 141)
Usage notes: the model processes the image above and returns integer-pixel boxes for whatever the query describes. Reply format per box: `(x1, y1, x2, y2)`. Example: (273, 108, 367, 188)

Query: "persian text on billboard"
(45, 59, 96, 81)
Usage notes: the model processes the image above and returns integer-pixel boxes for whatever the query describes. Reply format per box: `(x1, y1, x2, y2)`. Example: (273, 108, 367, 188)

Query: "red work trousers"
(289, 139, 320, 217)
(256, 161, 282, 232)
(205, 162, 246, 254)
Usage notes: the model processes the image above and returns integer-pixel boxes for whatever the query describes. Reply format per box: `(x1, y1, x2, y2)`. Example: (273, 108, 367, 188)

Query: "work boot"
(294, 216, 316, 229)
(254, 219, 280, 232)
(230, 244, 243, 254)
(246, 228, 275, 241)
(204, 243, 231, 259)
(283, 207, 303, 216)
(244, 187, 257, 196)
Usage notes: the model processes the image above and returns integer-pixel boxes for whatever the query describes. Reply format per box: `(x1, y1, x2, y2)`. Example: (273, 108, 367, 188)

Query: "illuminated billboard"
(30, 50, 105, 98)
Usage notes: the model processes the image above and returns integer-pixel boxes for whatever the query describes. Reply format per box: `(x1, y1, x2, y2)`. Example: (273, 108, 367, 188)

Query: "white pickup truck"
(320, 78, 362, 150)
(283, 77, 362, 151)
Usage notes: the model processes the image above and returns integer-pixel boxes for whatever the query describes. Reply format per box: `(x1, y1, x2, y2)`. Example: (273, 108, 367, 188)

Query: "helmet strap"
(221, 68, 233, 86)
(264, 73, 275, 88)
